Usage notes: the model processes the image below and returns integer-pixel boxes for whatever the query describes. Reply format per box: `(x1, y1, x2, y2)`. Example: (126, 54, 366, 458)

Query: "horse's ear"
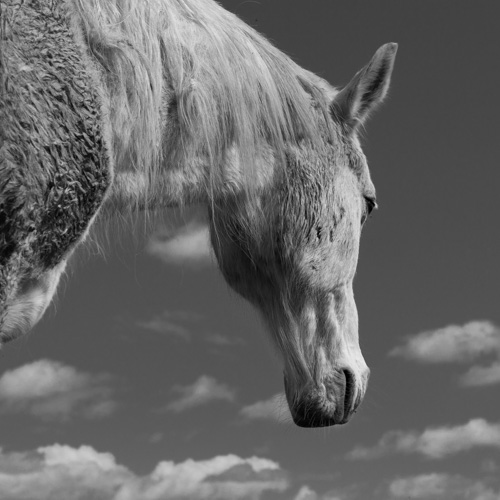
(331, 43, 398, 132)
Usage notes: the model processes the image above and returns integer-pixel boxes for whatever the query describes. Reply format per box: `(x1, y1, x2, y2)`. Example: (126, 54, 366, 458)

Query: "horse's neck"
(106, 144, 277, 213)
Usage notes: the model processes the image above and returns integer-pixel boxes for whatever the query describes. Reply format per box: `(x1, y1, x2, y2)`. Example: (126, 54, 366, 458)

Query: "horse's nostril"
(342, 368, 355, 416)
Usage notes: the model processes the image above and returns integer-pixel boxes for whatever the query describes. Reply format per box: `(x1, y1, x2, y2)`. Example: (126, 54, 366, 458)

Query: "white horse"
(0, 0, 397, 427)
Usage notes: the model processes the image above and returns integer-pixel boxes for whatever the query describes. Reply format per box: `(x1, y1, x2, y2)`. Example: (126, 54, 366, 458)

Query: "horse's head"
(210, 44, 397, 427)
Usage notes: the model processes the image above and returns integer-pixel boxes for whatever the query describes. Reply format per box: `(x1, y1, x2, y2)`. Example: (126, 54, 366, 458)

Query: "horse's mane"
(70, 0, 335, 198)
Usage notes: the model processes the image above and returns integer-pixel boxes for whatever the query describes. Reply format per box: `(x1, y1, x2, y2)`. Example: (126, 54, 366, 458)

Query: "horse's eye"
(361, 196, 377, 224)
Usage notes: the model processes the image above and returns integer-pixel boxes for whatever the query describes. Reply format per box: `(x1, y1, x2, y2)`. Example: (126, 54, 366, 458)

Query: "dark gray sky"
(1, 1, 499, 499)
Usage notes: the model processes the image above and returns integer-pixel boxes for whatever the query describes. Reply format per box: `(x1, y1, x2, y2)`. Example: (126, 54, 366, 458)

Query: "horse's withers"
(0, 1, 112, 341)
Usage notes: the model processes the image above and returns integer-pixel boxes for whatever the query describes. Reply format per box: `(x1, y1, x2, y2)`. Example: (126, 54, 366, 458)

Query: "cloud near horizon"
(147, 220, 213, 267)
(165, 375, 236, 412)
(0, 444, 289, 500)
(293, 485, 346, 500)
(0, 359, 115, 420)
(389, 473, 500, 499)
(348, 418, 500, 460)
(5, 442, 493, 500)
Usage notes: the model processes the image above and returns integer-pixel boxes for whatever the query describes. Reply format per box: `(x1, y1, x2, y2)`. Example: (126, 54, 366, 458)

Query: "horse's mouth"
(284, 368, 365, 428)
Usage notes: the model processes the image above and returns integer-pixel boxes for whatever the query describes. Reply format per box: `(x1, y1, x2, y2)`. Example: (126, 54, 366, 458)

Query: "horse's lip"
(290, 400, 351, 427)
(283, 368, 363, 427)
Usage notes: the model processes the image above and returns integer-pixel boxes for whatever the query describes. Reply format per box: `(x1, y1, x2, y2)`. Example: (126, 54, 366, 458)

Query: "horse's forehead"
(274, 144, 357, 241)
(286, 133, 367, 203)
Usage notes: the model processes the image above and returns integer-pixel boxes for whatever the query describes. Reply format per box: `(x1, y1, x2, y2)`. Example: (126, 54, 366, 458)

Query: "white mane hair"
(70, 0, 336, 202)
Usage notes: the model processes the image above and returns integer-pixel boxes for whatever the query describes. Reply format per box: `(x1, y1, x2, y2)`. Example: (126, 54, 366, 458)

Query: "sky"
(1, 1, 500, 499)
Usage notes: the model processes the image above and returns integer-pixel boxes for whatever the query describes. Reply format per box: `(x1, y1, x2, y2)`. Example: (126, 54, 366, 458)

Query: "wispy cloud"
(205, 333, 245, 347)
(240, 393, 291, 423)
(147, 220, 213, 267)
(136, 310, 244, 349)
(460, 361, 500, 387)
(0, 444, 289, 500)
(348, 418, 500, 460)
(293, 485, 346, 500)
(165, 375, 235, 412)
(389, 473, 500, 499)
(294, 486, 319, 500)
(389, 473, 451, 498)
(149, 432, 164, 444)
(137, 309, 204, 341)
(0, 360, 115, 421)
(389, 321, 500, 363)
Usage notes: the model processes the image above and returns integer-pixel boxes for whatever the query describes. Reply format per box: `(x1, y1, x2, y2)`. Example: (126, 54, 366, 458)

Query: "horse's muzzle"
(284, 368, 365, 428)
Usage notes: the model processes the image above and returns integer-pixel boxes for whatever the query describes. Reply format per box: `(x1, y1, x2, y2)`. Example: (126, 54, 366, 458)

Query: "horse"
(0, 0, 397, 428)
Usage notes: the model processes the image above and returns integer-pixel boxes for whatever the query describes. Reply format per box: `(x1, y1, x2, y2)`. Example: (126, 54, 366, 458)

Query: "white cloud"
(0, 360, 115, 420)
(0, 444, 289, 500)
(292, 485, 347, 500)
(348, 418, 500, 460)
(390, 321, 500, 387)
(166, 375, 235, 412)
(389, 321, 500, 363)
(389, 473, 451, 498)
(460, 361, 500, 387)
(147, 221, 213, 266)
(240, 393, 291, 423)
(294, 486, 319, 500)
(137, 310, 204, 340)
(389, 473, 500, 500)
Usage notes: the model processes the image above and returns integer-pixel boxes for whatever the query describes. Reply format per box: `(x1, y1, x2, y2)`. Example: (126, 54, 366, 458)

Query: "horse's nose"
(284, 368, 366, 428)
